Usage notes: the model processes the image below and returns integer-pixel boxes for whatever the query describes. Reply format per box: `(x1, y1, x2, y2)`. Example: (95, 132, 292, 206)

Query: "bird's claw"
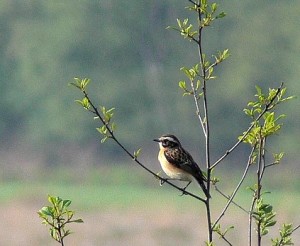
(179, 189, 188, 196)
(160, 179, 166, 186)
(155, 171, 167, 186)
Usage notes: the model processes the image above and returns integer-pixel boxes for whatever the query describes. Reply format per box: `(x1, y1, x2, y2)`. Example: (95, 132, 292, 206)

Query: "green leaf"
(133, 148, 142, 159)
(265, 220, 277, 227)
(101, 136, 108, 143)
(179, 80, 186, 90)
(97, 125, 107, 135)
(183, 18, 189, 26)
(111, 122, 117, 132)
(48, 195, 59, 206)
(176, 18, 182, 28)
(262, 228, 269, 236)
(62, 199, 72, 208)
(216, 12, 226, 19)
(82, 97, 90, 109)
(80, 78, 90, 89)
(262, 204, 273, 213)
(211, 3, 217, 12)
(73, 219, 84, 223)
(39, 206, 54, 217)
(70, 78, 91, 90)
(180, 67, 192, 80)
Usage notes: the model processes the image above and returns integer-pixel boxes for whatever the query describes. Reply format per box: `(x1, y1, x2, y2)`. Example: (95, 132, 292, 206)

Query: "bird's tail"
(195, 176, 211, 198)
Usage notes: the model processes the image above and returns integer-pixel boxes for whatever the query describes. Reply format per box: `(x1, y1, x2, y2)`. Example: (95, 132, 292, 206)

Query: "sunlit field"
(0, 165, 299, 245)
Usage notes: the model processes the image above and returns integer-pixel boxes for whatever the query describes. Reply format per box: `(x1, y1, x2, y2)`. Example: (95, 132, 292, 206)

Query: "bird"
(154, 134, 210, 198)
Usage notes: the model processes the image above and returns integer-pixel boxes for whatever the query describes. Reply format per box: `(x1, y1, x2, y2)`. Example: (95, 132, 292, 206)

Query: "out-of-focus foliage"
(0, 1, 299, 165)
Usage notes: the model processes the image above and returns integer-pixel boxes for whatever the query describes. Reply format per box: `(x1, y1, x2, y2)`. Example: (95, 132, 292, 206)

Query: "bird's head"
(153, 134, 181, 149)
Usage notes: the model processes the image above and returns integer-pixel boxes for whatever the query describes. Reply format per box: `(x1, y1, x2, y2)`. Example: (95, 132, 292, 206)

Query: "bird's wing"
(164, 148, 202, 176)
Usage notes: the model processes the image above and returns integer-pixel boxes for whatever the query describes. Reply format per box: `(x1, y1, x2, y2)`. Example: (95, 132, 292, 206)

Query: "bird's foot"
(179, 189, 189, 196)
(155, 171, 168, 186)
(179, 181, 191, 196)
(160, 179, 166, 186)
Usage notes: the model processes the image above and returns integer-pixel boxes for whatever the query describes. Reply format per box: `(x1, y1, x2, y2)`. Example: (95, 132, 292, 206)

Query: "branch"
(169, 27, 199, 43)
(259, 137, 266, 181)
(81, 89, 206, 203)
(212, 146, 256, 228)
(256, 135, 264, 246)
(214, 229, 233, 246)
(213, 185, 249, 214)
(292, 224, 300, 233)
(220, 235, 233, 246)
(188, 1, 213, 242)
(188, 0, 198, 6)
(210, 83, 284, 169)
(264, 162, 278, 168)
(190, 80, 207, 137)
(248, 196, 256, 246)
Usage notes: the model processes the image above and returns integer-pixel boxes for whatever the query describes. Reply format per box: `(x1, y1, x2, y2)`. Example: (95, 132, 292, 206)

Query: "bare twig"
(259, 138, 266, 181)
(213, 185, 249, 214)
(214, 229, 233, 246)
(220, 235, 233, 246)
(264, 162, 278, 168)
(248, 196, 256, 246)
(292, 224, 300, 233)
(256, 134, 265, 246)
(190, 81, 207, 137)
(213, 146, 256, 228)
(188, 0, 198, 6)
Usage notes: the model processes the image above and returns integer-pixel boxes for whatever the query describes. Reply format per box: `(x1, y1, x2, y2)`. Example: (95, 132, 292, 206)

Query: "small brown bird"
(154, 134, 210, 198)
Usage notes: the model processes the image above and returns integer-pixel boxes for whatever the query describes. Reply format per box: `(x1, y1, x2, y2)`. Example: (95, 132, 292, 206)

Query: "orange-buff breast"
(158, 149, 193, 181)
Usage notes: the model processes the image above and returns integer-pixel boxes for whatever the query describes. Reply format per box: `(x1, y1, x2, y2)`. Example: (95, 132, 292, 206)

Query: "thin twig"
(211, 83, 284, 169)
(292, 224, 300, 233)
(188, 0, 198, 6)
(220, 235, 233, 246)
(170, 28, 199, 43)
(256, 134, 264, 246)
(212, 146, 256, 228)
(215, 229, 233, 246)
(213, 185, 249, 214)
(259, 137, 266, 181)
(194, 0, 213, 242)
(248, 196, 256, 246)
(264, 162, 278, 168)
(190, 81, 207, 137)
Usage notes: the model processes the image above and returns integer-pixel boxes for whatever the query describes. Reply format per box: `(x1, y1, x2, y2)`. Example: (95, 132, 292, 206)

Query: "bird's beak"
(153, 138, 160, 142)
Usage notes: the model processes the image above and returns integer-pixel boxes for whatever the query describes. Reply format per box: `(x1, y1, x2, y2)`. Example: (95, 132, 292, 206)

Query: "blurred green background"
(0, 1, 299, 245)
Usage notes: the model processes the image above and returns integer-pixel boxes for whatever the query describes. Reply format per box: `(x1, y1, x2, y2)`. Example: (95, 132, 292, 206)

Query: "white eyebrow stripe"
(162, 137, 177, 143)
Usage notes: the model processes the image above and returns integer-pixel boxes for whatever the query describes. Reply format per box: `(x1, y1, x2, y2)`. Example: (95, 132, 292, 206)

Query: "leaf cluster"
(168, 1, 225, 43)
(239, 85, 294, 147)
(70, 78, 117, 143)
(38, 195, 83, 244)
(252, 198, 276, 236)
(271, 223, 294, 246)
(187, 0, 226, 28)
(178, 49, 229, 97)
(96, 106, 116, 143)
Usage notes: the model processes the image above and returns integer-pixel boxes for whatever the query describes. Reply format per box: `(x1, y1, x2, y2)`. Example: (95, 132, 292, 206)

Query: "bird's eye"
(162, 139, 169, 146)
